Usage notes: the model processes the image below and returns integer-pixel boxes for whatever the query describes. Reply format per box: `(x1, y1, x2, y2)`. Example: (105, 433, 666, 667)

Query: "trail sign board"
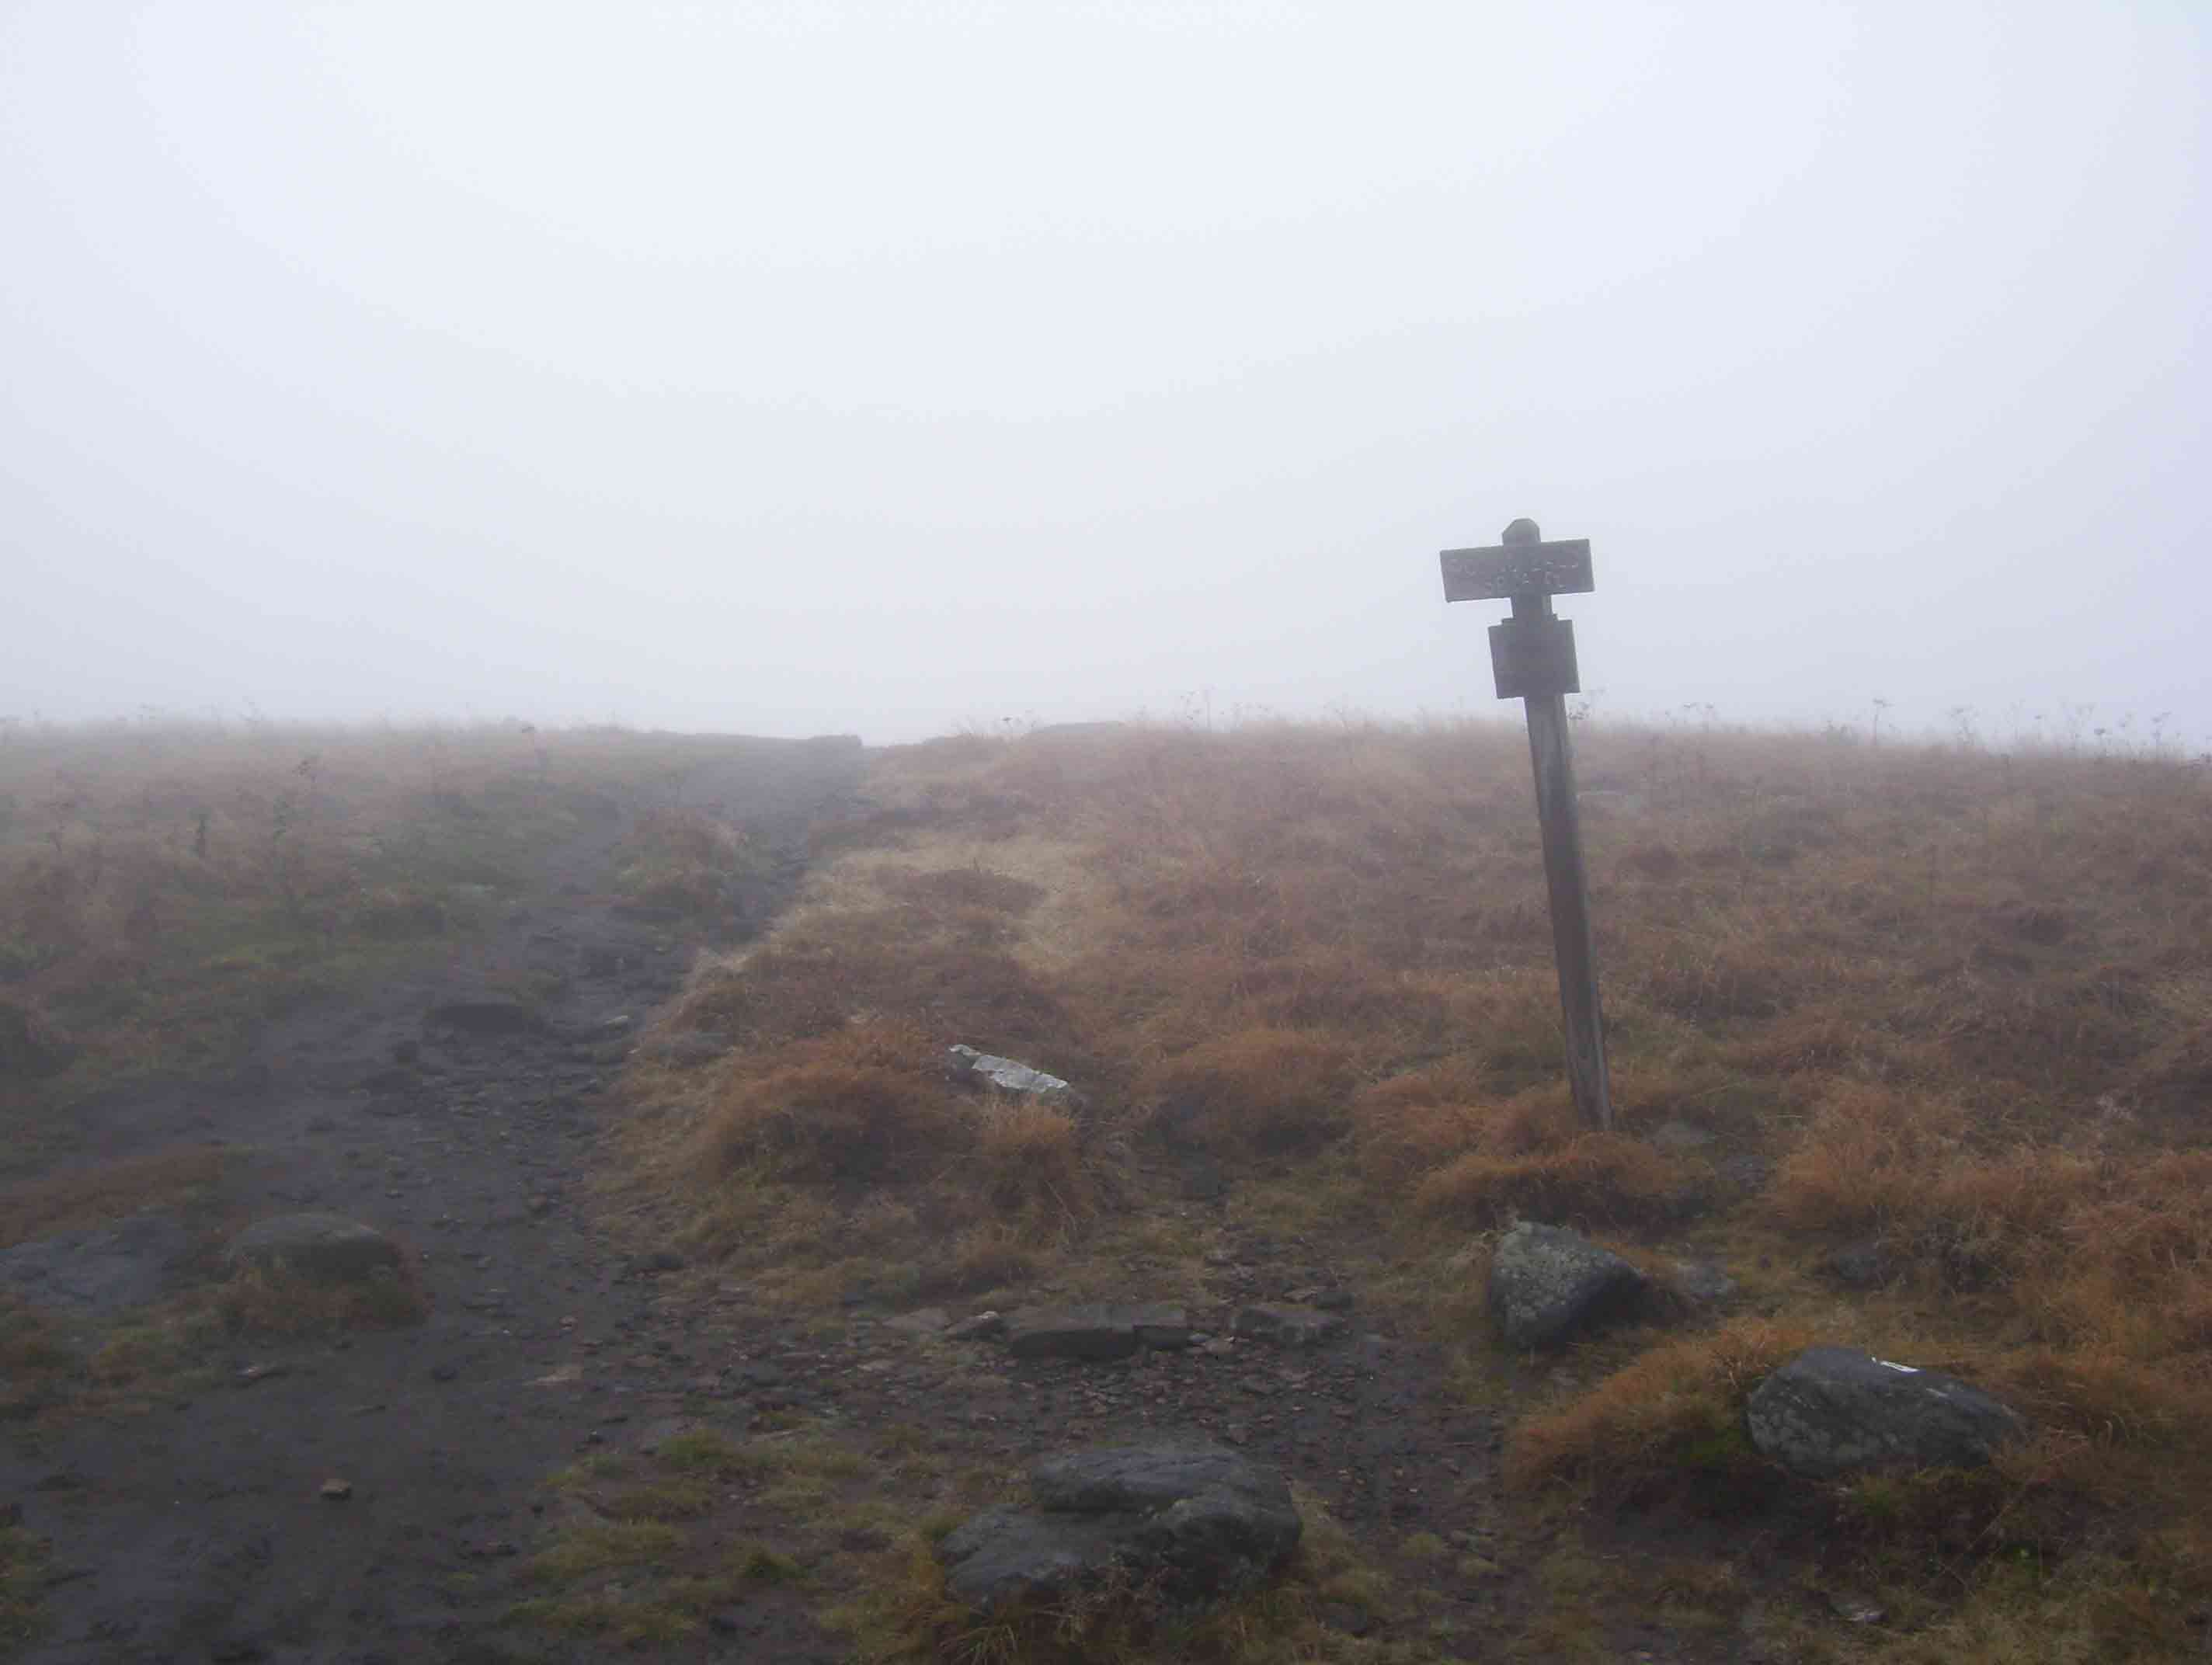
(1438, 518, 1613, 1131)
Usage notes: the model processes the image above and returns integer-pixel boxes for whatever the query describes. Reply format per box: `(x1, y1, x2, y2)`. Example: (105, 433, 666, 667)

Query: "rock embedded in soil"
(946, 1045, 1079, 1105)
(944, 1311, 1007, 1342)
(937, 1439, 1301, 1611)
(226, 1213, 402, 1283)
(1005, 1303, 1190, 1360)
(1487, 1222, 1648, 1350)
(1744, 1346, 2027, 1478)
(1233, 1304, 1347, 1348)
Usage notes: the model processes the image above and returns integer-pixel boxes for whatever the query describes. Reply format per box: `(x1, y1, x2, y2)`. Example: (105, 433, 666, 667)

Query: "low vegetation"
(614, 714, 2211, 1659)
(0, 716, 756, 1165)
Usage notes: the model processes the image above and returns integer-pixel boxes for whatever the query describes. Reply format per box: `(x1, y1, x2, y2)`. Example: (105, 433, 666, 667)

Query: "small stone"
(319, 1478, 353, 1500)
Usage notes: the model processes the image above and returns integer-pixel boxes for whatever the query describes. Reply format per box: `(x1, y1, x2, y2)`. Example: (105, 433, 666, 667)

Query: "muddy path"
(0, 738, 864, 1665)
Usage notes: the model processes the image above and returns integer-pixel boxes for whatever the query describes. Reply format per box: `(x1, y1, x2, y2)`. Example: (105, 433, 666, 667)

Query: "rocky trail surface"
(0, 739, 864, 1665)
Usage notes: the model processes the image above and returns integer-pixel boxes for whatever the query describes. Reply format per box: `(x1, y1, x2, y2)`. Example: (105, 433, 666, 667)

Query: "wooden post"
(1439, 518, 1614, 1131)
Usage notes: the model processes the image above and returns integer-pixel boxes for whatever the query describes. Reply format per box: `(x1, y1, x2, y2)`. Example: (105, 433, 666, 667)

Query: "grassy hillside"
(0, 719, 757, 1157)
(619, 717, 2212, 1660)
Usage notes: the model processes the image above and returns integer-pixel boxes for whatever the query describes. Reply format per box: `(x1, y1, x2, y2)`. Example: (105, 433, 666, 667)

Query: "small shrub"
(698, 1021, 965, 1184)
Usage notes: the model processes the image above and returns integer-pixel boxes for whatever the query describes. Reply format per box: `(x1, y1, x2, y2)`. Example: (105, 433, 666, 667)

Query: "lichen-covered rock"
(1487, 1222, 1647, 1350)
(226, 1214, 402, 1284)
(937, 1440, 1300, 1611)
(1745, 1346, 2026, 1478)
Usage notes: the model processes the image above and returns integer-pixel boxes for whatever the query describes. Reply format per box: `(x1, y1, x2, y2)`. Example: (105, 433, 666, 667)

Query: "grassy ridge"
(0, 720, 765, 1157)
(619, 718, 2212, 1658)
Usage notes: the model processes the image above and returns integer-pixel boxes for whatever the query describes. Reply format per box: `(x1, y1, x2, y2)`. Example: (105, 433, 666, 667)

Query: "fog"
(5, 2, 2207, 746)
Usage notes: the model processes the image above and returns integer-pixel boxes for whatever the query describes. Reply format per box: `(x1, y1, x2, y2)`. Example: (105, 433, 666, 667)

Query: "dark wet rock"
(947, 1045, 1078, 1105)
(1745, 1346, 2027, 1478)
(426, 999, 541, 1036)
(1821, 1240, 1894, 1289)
(226, 1213, 402, 1284)
(1232, 1304, 1346, 1348)
(937, 1440, 1301, 1611)
(0, 1211, 188, 1315)
(1487, 1222, 1648, 1350)
(1006, 1304, 1189, 1360)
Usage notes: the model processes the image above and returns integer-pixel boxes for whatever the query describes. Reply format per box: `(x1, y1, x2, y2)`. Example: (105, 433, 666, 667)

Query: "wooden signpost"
(1440, 517, 1614, 1131)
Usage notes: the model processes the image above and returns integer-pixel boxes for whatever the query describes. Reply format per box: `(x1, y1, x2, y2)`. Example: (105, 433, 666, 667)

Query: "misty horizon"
(6, 2, 2207, 748)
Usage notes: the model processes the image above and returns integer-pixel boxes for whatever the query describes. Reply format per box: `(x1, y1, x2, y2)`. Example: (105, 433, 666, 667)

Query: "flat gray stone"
(1745, 1347, 2026, 1478)
(1232, 1304, 1346, 1347)
(947, 1045, 1076, 1104)
(1487, 1221, 1647, 1350)
(1005, 1303, 1188, 1361)
(226, 1213, 402, 1284)
(0, 1211, 188, 1315)
(938, 1440, 1299, 1611)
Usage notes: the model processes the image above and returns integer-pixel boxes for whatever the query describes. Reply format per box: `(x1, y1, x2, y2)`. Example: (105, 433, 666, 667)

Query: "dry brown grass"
(607, 716, 2212, 1653)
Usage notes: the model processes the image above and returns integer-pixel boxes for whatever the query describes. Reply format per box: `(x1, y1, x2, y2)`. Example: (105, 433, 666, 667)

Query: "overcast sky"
(5, 2, 2206, 745)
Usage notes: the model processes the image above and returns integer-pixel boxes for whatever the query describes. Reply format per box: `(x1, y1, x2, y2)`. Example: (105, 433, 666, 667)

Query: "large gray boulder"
(937, 1441, 1301, 1611)
(226, 1214, 402, 1283)
(1487, 1222, 1648, 1350)
(1745, 1347, 2026, 1478)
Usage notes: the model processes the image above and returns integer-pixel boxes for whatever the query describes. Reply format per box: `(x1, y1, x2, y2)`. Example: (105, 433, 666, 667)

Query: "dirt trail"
(1, 738, 863, 1665)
